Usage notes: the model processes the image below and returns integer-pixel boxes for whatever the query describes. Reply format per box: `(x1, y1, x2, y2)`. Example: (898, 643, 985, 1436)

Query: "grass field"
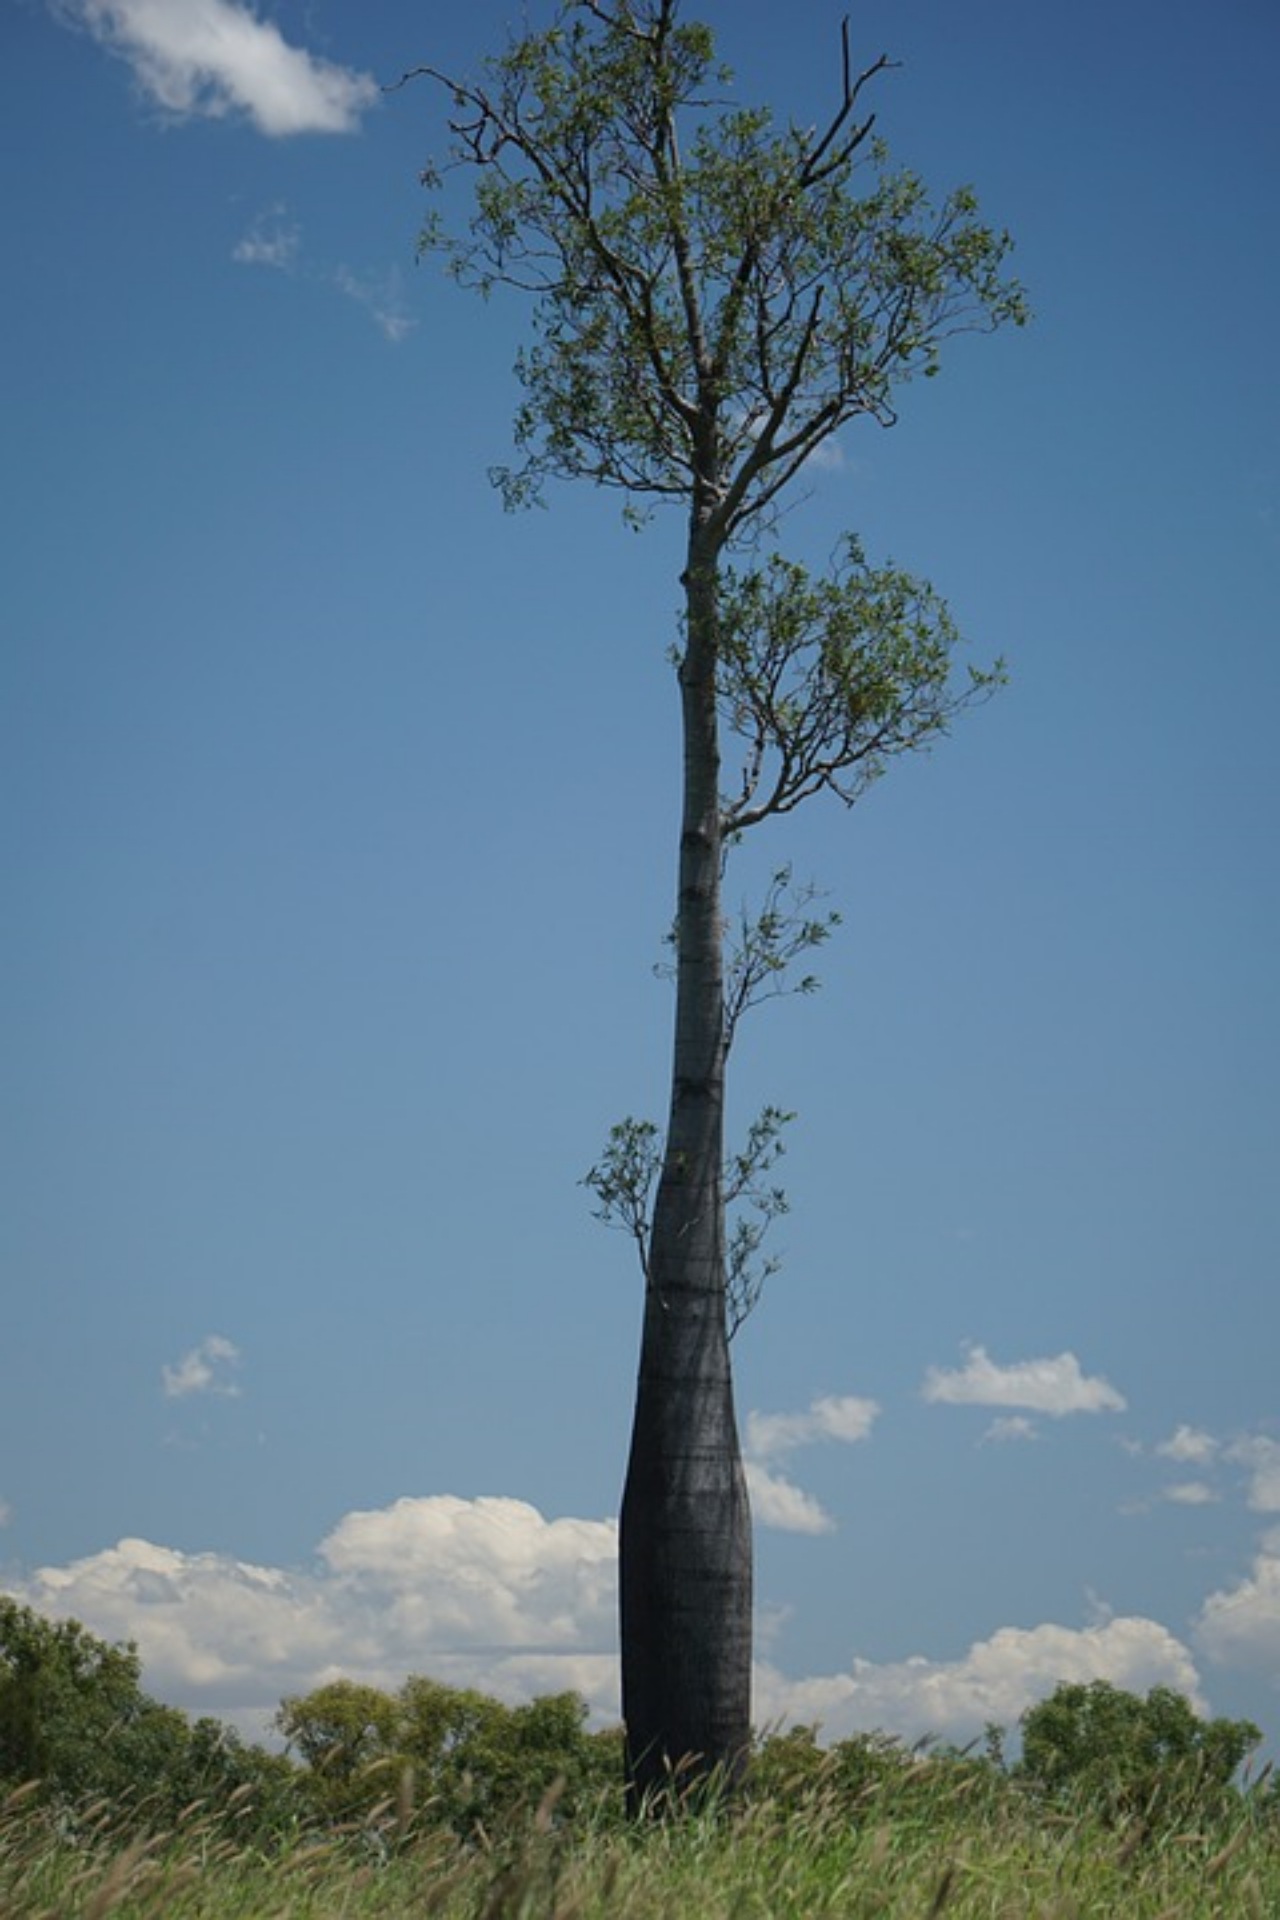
(4, 1768, 1277, 1919)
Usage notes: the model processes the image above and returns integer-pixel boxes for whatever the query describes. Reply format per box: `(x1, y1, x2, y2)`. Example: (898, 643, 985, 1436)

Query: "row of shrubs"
(1, 1594, 1270, 1846)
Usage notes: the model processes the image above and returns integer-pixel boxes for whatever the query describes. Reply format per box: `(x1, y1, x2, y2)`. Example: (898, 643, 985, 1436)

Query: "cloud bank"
(55, 0, 377, 136)
(755, 1615, 1206, 1746)
(12, 1497, 619, 1735)
(8, 1492, 1234, 1751)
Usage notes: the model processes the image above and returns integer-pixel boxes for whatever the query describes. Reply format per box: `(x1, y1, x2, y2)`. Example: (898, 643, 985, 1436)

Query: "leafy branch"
(718, 536, 1005, 834)
(399, 1, 1027, 541)
(583, 1105, 794, 1337)
(722, 865, 839, 1055)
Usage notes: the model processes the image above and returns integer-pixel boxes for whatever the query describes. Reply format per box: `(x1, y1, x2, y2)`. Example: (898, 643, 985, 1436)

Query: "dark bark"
(619, 520, 752, 1805)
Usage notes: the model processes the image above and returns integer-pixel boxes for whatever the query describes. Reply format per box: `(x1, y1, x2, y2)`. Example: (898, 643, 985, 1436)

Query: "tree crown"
(410, 0, 1027, 540)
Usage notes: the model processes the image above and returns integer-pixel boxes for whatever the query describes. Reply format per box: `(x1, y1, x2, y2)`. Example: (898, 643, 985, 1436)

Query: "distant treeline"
(0, 1595, 1271, 1846)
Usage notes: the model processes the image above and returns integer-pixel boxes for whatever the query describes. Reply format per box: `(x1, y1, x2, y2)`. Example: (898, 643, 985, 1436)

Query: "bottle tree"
(404, 0, 1026, 1802)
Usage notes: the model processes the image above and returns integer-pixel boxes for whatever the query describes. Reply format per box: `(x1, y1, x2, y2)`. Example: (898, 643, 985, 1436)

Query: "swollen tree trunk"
(619, 521, 753, 1805)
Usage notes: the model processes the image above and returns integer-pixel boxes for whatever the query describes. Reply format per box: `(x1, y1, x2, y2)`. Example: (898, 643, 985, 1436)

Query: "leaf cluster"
(409, 0, 1027, 537)
(1017, 1680, 1263, 1831)
(0, 1598, 294, 1836)
(276, 1675, 620, 1834)
(718, 538, 1004, 832)
(586, 869, 842, 1330)
(584, 1100, 793, 1337)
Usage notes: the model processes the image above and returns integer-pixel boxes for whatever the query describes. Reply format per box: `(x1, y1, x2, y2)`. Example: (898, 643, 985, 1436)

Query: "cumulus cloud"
(922, 1344, 1126, 1417)
(161, 1334, 241, 1400)
(11, 1496, 620, 1732)
(319, 1496, 617, 1653)
(54, 0, 377, 136)
(1156, 1425, 1220, 1466)
(746, 1395, 880, 1462)
(8, 1495, 1218, 1754)
(744, 1464, 834, 1536)
(754, 1615, 1206, 1747)
(742, 1394, 880, 1535)
(1226, 1437, 1280, 1513)
(1195, 1542, 1280, 1681)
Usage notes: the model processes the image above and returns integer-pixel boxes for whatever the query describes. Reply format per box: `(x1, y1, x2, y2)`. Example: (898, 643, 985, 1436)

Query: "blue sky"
(3, 0, 1278, 1758)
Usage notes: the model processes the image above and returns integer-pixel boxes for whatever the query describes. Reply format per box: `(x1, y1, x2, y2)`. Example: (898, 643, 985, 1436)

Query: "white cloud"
(233, 210, 417, 343)
(744, 1464, 834, 1536)
(1163, 1480, 1219, 1507)
(8, 1498, 1216, 1755)
(10, 1496, 620, 1731)
(232, 203, 300, 271)
(332, 265, 417, 344)
(1156, 1425, 1220, 1466)
(922, 1344, 1126, 1417)
(754, 1615, 1206, 1747)
(55, 0, 377, 136)
(1195, 1543, 1280, 1682)
(742, 1394, 879, 1535)
(982, 1416, 1039, 1445)
(319, 1495, 617, 1653)
(746, 1394, 880, 1463)
(1226, 1437, 1280, 1513)
(161, 1334, 241, 1400)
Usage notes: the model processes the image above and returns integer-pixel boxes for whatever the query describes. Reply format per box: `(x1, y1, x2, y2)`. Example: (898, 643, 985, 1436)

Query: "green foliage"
(749, 1722, 1003, 1828)
(0, 1596, 178, 1804)
(583, 1097, 795, 1335)
(0, 1615, 1277, 1917)
(1018, 1679, 1262, 1830)
(274, 1680, 403, 1822)
(586, 863, 835, 1333)
(721, 867, 839, 1047)
(0, 1597, 296, 1837)
(6, 1777, 1280, 1919)
(412, 1, 1026, 538)
(415, 5, 1020, 1388)
(278, 1674, 621, 1835)
(717, 539, 1004, 833)
(582, 1117, 661, 1275)
(721, 1102, 792, 1336)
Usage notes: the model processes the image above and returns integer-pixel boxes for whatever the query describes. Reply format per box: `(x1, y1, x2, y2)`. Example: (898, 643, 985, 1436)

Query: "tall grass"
(2, 1765, 1276, 1918)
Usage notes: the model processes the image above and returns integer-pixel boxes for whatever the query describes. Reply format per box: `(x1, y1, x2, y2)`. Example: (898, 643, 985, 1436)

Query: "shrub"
(1017, 1680, 1261, 1829)
(278, 1673, 625, 1836)
(0, 1596, 301, 1838)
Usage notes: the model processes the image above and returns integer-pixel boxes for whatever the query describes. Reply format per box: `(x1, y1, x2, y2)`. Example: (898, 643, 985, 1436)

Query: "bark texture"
(619, 530, 752, 1802)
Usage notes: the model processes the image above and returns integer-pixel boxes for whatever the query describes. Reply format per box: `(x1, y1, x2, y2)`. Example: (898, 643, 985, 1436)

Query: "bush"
(1017, 1680, 1260, 1829)
(0, 1596, 300, 1838)
(0, 1597, 183, 1803)
(277, 1674, 624, 1835)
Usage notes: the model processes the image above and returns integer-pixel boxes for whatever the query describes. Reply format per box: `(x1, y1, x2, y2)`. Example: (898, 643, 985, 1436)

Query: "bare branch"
(797, 22, 896, 189)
